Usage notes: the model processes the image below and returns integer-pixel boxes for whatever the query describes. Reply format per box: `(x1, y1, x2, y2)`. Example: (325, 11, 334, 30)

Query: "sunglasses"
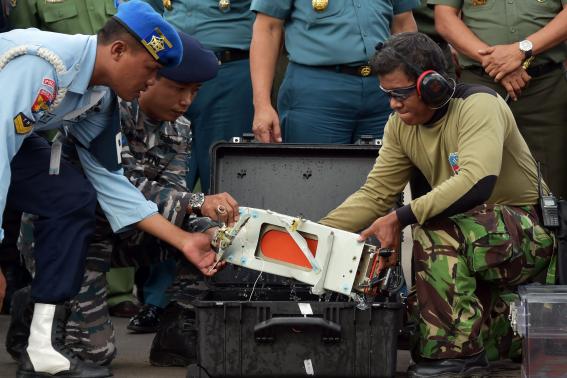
(379, 84, 417, 101)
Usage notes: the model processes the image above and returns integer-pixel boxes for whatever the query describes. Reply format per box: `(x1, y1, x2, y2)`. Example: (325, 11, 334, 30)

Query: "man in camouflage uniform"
(320, 32, 555, 377)
(8, 32, 237, 366)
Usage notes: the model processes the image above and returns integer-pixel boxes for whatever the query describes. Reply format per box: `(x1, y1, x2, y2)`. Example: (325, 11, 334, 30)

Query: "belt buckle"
(359, 65, 372, 77)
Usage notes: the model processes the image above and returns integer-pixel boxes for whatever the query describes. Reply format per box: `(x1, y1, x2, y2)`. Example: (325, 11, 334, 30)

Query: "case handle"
(254, 317, 341, 343)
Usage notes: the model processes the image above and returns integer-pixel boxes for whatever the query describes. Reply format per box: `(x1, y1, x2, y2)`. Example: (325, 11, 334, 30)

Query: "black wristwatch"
(189, 192, 205, 216)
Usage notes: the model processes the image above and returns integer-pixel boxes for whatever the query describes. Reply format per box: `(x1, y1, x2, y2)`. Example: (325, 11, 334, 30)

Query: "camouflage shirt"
(119, 99, 193, 227)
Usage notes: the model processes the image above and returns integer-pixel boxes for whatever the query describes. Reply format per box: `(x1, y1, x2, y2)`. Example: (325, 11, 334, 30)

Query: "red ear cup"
(416, 70, 437, 97)
(417, 70, 454, 108)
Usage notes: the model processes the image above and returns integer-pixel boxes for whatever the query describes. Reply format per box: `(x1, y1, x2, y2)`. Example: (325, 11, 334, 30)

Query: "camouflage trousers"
(18, 211, 215, 365)
(409, 204, 554, 360)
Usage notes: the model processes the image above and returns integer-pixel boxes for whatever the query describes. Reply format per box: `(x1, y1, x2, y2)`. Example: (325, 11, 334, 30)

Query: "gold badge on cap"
(142, 28, 173, 61)
(312, 0, 329, 12)
(163, 0, 172, 11)
(218, 0, 231, 11)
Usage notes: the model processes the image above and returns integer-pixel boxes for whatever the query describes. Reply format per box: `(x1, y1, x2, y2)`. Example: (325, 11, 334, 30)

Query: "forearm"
(250, 14, 284, 110)
(528, 6, 567, 56)
(434, 5, 488, 64)
(391, 11, 417, 34)
(137, 213, 190, 252)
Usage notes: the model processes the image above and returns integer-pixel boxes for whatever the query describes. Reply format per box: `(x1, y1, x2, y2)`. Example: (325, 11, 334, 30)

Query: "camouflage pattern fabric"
(410, 204, 554, 360)
(16, 99, 217, 365)
(66, 270, 116, 365)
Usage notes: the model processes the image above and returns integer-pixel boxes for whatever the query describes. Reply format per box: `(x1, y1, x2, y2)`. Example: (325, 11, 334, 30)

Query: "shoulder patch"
(453, 83, 498, 100)
(13, 112, 34, 134)
(31, 89, 54, 113)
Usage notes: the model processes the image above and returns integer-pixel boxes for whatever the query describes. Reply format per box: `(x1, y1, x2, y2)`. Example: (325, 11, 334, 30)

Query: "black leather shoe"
(5, 286, 33, 361)
(108, 300, 140, 318)
(407, 351, 489, 378)
(127, 304, 163, 333)
(149, 302, 197, 367)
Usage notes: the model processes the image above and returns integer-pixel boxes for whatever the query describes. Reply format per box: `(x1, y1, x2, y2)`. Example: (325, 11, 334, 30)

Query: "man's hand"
(252, 105, 281, 143)
(478, 43, 525, 81)
(358, 212, 401, 267)
(201, 192, 239, 226)
(0, 267, 6, 313)
(500, 67, 531, 101)
(179, 232, 220, 277)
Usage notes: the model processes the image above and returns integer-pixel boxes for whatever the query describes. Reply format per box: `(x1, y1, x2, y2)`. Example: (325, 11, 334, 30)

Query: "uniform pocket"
(307, 2, 344, 23)
(462, 0, 497, 12)
(41, 2, 78, 23)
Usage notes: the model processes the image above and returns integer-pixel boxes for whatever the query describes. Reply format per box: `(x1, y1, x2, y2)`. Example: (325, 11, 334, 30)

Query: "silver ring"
(216, 205, 227, 214)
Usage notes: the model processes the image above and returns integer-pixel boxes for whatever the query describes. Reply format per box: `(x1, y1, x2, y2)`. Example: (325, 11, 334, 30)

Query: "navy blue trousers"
(186, 59, 254, 193)
(6, 133, 97, 303)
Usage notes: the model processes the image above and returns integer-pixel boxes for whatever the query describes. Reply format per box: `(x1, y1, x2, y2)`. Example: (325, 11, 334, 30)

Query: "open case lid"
(210, 142, 381, 220)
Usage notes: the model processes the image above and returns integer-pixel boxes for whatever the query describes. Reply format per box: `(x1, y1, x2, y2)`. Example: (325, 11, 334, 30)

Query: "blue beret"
(159, 32, 219, 84)
(113, 0, 182, 67)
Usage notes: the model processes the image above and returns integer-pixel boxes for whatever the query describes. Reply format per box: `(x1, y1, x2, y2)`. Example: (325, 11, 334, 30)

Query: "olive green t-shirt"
(428, 0, 567, 68)
(321, 84, 544, 231)
(9, 0, 117, 34)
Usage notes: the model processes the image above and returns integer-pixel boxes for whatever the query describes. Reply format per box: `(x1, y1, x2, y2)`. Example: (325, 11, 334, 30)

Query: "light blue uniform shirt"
(156, 0, 255, 51)
(250, 0, 420, 66)
(0, 29, 157, 241)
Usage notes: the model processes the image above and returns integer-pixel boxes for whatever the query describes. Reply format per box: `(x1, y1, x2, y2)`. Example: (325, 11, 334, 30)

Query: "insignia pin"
(312, 0, 329, 12)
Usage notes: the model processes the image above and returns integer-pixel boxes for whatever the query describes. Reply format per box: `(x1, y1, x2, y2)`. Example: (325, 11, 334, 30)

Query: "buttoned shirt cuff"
(250, 3, 289, 19)
(106, 200, 158, 233)
(427, 0, 461, 8)
(396, 204, 418, 228)
(394, 0, 421, 14)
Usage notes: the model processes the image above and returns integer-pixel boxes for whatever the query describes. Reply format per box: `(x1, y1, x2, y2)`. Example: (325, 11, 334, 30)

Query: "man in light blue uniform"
(143, 0, 255, 193)
(0, 1, 219, 377)
(250, 0, 420, 143)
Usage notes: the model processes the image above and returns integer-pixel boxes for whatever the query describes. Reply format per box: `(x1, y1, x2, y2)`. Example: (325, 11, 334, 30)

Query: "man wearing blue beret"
(0, 1, 220, 377)
(6, 31, 234, 371)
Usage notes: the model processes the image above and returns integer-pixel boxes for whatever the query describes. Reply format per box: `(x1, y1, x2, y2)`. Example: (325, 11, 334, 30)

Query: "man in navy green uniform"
(143, 0, 255, 194)
(249, 0, 420, 144)
(432, 0, 567, 200)
(320, 32, 554, 377)
(8, 0, 118, 34)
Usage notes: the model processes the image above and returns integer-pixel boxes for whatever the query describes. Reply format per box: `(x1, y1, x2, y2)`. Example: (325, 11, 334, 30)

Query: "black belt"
(466, 62, 561, 78)
(215, 49, 249, 64)
(315, 63, 374, 77)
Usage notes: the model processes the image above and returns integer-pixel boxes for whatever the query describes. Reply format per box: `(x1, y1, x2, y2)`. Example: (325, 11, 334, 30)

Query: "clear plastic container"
(517, 285, 567, 377)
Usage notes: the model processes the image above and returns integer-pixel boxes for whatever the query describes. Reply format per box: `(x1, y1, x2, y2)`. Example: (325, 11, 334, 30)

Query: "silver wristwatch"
(519, 39, 533, 59)
(189, 192, 205, 216)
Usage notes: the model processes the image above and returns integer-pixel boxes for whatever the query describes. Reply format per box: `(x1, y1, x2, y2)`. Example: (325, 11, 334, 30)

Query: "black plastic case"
(188, 141, 401, 378)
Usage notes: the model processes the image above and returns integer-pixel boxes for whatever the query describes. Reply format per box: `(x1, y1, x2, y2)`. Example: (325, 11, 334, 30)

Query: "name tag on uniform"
(45, 0, 65, 3)
(471, 0, 487, 6)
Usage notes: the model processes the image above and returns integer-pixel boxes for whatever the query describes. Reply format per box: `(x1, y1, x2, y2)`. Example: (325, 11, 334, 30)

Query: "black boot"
(407, 351, 489, 378)
(5, 286, 33, 361)
(127, 304, 163, 333)
(16, 303, 112, 378)
(149, 301, 197, 367)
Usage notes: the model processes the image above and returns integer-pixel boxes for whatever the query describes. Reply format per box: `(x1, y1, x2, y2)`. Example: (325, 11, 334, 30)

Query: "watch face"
(520, 40, 533, 52)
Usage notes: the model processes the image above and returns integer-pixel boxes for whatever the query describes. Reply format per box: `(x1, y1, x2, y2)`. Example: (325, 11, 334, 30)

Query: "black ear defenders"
(375, 42, 455, 108)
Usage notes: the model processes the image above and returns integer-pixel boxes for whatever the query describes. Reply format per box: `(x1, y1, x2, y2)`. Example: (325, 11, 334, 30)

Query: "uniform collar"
(66, 36, 98, 95)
